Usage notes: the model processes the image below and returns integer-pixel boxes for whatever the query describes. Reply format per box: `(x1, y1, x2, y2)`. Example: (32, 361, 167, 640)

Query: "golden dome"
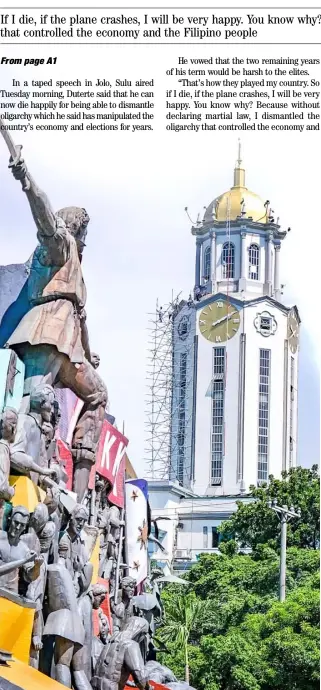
(204, 145, 268, 225)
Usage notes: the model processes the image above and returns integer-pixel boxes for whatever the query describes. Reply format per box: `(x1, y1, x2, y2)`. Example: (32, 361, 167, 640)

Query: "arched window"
(248, 243, 260, 280)
(204, 246, 211, 281)
(222, 242, 235, 279)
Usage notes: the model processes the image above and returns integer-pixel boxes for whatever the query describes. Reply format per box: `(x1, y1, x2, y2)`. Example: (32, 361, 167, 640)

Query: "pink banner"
(89, 419, 128, 508)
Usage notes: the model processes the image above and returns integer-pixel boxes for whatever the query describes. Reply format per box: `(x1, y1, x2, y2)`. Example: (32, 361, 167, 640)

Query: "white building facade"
(148, 151, 300, 568)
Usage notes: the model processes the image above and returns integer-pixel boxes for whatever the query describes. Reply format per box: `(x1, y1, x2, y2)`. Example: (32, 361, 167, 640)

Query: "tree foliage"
(159, 468, 320, 690)
(219, 466, 320, 550)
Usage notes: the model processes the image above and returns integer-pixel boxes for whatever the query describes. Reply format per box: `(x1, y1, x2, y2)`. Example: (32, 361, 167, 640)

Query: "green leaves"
(219, 467, 320, 551)
(158, 468, 320, 689)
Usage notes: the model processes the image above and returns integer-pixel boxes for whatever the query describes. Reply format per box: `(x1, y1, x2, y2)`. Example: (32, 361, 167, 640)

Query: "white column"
(239, 231, 247, 292)
(211, 232, 216, 292)
(195, 239, 201, 287)
(274, 244, 281, 299)
(265, 233, 273, 295)
(241, 232, 247, 279)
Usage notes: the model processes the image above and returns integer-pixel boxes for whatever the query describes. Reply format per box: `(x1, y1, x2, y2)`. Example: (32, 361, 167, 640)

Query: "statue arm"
(23, 555, 43, 583)
(11, 450, 56, 477)
(10, 159, 70, 261)
(24, 171, 57, 238)
(0, 471, 14, 501)
(0, 445, 14, 501)
(0, 554, 34, 576)
(123, 644, 150, 690)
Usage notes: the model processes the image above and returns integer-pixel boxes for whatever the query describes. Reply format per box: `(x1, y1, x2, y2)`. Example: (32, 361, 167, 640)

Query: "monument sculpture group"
(0, 141, 191, 690)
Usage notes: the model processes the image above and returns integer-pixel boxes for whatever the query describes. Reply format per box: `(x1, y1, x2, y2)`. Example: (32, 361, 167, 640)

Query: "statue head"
(98, 609, 109, 643)
(69, 504, 89, 537)
(30, 502, 49, 534)
(0, 407, 18, 443)
(92, 582, 108, 609)
(30, 384, 55, 423)
(8, 505, 30, 543)
(91, 352, 100, 370)
(121, 575, 136, 599)
(38, 520, 56, 553)
(56, 206, 90, 258)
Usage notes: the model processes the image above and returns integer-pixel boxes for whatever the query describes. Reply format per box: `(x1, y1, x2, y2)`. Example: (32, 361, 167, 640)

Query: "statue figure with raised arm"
(5, 156, 108, 501)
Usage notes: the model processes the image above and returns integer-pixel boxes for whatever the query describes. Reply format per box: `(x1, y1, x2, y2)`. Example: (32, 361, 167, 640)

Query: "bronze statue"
(43, 563, 92, 690)
(98, 495, 125, 583)
(0, 407, 16, 525)
(10, 384, 57, 481)
(58, 504, 90, 597)
(91, 616, 151, 690)
(26, 502, 56, 667)
(0, 504, 43, 594)
(145, 661, 177, 685)
(110, 575, 136, 634)
(6, 157, 108, 502)
(78, 581, 108, 680)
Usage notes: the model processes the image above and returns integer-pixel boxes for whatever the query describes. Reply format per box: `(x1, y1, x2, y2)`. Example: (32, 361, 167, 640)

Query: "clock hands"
(212, 310, 238, 328)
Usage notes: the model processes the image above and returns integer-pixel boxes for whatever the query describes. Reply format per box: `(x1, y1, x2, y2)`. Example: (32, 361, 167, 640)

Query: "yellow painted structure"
(90, 534, 100, 584)
(9, 476, 45, 512)
(0, 595, 35, 663)
(0, 656, 66, 689)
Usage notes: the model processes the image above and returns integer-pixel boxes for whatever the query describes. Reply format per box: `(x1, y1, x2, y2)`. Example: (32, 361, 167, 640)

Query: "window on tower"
(260, 315, 272, 333)
(248, 243, 260, 280)
(222, 242, 235, 279)
(211, 347, 225, 485)
(203, 526, 208, 549)
(212, 526, 219, 548)
(177, 352, 187, 484)
(204, 246, 211, 281)
(289, 356, 295, 467)
(258, 349, 271, 484)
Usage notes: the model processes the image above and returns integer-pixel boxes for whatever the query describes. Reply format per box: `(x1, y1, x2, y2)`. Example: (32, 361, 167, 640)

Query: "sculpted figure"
(0, 408, 16, 525)
(0, 505, 43, 594)
(92, 607, 110, 678)
(91, 616, 151, 690)
(145, 661, 177, 685)
(10, 384, 57, 481)
(6, 157, 108, 501)
(43, 562, 92, 690)
(43, 506, 92, 690)
(78, 581, 108, 680)
(58, 504, 90, 597)
(21, 503, 55, 668)
(98, 492, 124, 583)
(110, 575, 136, 634)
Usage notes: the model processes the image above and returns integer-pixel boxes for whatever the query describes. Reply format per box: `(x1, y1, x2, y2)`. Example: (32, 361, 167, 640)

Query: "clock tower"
(170, 147, 300, 495)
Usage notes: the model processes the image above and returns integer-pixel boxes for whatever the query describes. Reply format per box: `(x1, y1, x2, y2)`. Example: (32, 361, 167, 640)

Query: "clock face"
(287, 309, 299, 353)
(198, 300, 240, 343)
(178, 315, 190, 340)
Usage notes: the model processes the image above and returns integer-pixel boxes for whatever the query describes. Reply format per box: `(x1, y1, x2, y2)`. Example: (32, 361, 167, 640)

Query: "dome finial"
(234, 140, 245, 188)
(237, 138, 242, 167)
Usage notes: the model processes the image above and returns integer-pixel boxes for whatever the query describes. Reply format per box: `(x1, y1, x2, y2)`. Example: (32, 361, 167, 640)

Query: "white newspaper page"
(0, 4, 320, 684)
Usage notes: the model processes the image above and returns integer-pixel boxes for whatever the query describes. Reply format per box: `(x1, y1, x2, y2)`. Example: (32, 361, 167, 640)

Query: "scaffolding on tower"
(145, 292, 195, 483)
(145, 294, 179, 479)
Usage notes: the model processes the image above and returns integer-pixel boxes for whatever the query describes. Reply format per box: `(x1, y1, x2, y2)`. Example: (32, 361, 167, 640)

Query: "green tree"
(159, 469, 320, 689)
(219, 466, 320, 550)
(159, 592, 206, 684)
